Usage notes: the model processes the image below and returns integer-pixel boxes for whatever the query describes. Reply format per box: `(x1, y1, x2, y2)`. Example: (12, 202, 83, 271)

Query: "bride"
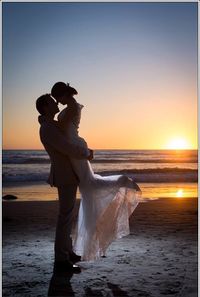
(54, 83, 142, 261)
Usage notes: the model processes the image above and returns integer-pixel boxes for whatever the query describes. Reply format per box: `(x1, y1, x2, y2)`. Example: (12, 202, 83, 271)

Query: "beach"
(3, 197, 197, 297)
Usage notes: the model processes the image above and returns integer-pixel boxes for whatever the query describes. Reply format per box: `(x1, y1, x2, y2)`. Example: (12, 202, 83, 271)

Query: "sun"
(166, 138, 190, 150)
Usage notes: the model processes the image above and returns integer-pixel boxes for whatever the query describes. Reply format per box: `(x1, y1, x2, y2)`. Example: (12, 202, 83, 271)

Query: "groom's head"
(51, 82, 78, 105)
(36, 94, 59, 116)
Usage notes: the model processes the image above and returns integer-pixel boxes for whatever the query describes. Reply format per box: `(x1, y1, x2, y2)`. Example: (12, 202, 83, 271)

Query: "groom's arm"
(40, 123, 90, 159)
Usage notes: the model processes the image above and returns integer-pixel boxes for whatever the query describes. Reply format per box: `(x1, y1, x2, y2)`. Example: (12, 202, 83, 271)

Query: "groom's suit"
(38, 115, 89, 261)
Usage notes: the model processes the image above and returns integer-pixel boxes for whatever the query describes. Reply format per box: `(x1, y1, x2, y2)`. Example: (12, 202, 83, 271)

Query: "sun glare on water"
(166, 138, 190, 150)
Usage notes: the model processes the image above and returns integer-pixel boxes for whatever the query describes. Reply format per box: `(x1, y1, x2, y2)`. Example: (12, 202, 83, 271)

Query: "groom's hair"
(51, 82, 78, 100)
(36, 94, 53, 115)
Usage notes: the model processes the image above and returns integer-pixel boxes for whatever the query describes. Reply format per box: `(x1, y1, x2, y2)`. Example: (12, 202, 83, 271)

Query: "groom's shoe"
(53, 260, 81, 274)
(69, 251, 81, 263)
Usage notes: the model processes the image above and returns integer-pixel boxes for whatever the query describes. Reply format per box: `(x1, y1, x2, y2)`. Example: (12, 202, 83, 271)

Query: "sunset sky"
(3, 2, 197, 150)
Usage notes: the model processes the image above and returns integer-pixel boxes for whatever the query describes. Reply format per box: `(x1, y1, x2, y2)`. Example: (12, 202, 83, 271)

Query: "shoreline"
(2, 181, 198, 202)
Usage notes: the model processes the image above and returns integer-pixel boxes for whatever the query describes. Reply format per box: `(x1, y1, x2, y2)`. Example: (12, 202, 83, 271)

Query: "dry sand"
(3, 198, 197, 297)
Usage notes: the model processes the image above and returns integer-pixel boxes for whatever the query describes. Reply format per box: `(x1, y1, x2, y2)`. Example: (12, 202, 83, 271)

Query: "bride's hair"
(51, 82, 78, 100)
(36, 94, 54, 115)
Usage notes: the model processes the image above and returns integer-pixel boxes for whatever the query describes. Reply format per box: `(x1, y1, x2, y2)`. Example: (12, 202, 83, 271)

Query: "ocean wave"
(3, 149, 197, 165)
(92, 159, 197, 163)
(99, 168, 198, 183)
(100, 168, 197, 173)
(3, 158, 50, 164)
(3, 168, 198, 184)
(3, 158, 198, 164)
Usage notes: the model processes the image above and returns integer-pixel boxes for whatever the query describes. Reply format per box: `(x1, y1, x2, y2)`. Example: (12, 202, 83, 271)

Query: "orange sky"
(3, 83, 197, 150)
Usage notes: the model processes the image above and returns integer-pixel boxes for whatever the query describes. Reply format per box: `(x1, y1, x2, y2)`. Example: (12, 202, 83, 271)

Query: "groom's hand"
(87, 149, 94, 161)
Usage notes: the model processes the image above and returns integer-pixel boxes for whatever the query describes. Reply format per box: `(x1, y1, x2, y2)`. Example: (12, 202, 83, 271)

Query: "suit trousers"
(54, 184, 77, 261)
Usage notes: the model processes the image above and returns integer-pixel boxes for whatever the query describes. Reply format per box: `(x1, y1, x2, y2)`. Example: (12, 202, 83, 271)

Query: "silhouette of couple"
(36, 82, 142, 273)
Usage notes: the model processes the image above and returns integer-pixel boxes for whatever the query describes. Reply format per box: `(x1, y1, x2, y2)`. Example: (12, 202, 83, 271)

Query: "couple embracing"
(36, 82, 142, 273)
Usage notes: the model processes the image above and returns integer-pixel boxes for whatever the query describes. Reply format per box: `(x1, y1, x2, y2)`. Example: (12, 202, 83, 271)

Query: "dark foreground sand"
(3, 198, 198, 297)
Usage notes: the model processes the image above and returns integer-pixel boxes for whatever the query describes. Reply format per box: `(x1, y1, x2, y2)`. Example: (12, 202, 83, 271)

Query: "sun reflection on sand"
(176, 189, 183, 198)
(140, 183, 197, 200)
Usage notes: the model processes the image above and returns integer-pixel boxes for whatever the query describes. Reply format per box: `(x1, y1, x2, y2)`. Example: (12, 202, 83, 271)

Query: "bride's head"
(51, 82, 78, 105)
(36, 94, 59, 116)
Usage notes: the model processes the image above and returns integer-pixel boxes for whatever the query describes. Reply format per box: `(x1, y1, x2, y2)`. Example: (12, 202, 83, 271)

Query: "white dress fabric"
(58, 102, 142, 261)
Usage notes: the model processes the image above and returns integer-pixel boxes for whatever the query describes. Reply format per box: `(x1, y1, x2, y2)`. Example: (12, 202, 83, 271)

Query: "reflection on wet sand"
(48, 271, 132, 297)
(48, 271, 75, 296)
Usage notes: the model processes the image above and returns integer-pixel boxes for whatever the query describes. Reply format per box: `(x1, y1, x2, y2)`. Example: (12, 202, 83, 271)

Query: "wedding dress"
(58, 102, 142, 261)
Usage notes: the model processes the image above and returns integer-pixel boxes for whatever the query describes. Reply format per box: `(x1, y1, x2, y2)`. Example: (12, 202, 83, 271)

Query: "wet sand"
(3, 198, 198, 297)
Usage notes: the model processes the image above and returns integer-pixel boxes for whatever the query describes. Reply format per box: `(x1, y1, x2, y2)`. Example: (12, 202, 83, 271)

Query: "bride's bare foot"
(118, 175, 128, 186)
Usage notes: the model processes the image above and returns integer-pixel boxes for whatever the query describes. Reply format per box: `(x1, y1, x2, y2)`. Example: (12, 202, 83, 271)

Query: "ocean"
(2, 149, 198, 201)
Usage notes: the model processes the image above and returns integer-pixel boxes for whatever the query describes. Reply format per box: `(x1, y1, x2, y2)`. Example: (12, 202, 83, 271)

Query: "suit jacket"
(38, 115, 89, 187)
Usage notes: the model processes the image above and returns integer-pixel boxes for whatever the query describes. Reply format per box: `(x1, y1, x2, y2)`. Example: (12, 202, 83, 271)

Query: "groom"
(36, 89, 93, 273)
